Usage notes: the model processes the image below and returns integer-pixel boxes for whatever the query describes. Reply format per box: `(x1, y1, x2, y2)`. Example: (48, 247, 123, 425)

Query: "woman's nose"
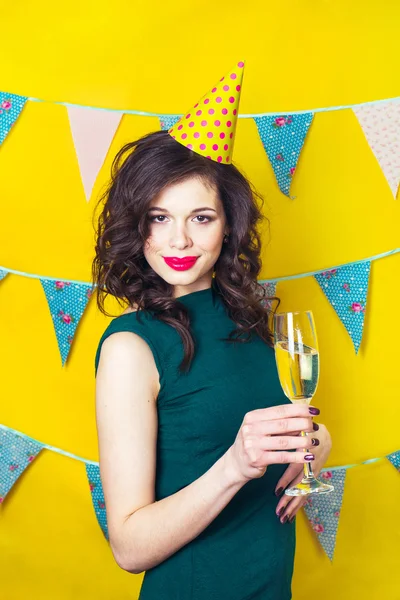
(170, 231, 191, 247)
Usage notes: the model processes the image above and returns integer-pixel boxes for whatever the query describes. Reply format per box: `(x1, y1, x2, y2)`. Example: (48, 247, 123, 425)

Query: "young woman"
(92, 65, 332, 600)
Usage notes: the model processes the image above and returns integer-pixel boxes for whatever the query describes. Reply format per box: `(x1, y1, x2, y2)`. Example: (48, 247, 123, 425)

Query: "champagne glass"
(273, 310, 334, 496)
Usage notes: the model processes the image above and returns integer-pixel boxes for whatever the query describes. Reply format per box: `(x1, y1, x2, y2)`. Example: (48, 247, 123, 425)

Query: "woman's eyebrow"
(147, 207, 217, 213)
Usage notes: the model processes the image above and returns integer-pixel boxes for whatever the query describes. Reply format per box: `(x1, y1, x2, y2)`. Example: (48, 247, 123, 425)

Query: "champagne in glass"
(274, 310, 334, 496)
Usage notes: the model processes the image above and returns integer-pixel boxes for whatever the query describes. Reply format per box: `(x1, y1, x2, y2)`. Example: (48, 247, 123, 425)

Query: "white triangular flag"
(67, 105, 122, 202)
(353, 101, 400, 199)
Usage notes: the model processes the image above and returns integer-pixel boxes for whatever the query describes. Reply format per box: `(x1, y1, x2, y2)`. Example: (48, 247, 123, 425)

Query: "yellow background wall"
(1, 1, 399, 598)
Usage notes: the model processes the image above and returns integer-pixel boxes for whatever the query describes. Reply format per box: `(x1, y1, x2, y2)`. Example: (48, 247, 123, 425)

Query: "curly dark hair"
(91, 129, 280, 373)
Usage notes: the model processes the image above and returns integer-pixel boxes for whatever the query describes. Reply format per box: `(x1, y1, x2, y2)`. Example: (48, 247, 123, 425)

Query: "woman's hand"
(224, 404, 319, 485)
(274, 423, 333, 524)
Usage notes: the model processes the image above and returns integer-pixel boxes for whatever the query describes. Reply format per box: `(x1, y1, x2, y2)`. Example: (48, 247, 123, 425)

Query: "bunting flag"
(0, 92, 28, 146)
(353, 101, 400, 200)
(254, 113, 314, 199)
(0, 428, 43, 504)
(159, 115, 181, 130)
(314, 261, 371, 353)
(0, 269, 8, 283)
(303, 469, 346, 562)
(40, 279, 93, 366)
(386, 450, 400, 471)
(66, 106, 122, 202)
(85, 464, 109, 540)
(259, 281, 277, 311)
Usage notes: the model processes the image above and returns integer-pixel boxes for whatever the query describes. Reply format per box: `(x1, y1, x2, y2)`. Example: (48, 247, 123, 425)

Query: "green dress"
(94, 285, 296, 600)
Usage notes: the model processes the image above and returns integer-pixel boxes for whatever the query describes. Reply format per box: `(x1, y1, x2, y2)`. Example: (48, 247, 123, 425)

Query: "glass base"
(285, 476, 334, 496)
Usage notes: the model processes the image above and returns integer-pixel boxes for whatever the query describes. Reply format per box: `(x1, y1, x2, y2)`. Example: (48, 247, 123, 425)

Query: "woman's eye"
(194, 215, 210, 223)
(150, 215, 211, 223)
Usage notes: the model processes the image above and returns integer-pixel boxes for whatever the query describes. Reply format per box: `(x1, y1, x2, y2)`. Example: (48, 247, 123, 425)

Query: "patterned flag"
(0, 428, 43, 504)
(158, 115, 182, 130)
(40, 279, 93, 366)
(315, 262, 371, 353)
(386, 450, 400, 472)
(353, 101, 400, 199)
(0, 92, 28, 146)
(85, 463, 108, 540)
(303, 469, 346, 561)
(67, 105, 122, 202)
(254, 113, 314, 199)
(258, 281, 277, 311)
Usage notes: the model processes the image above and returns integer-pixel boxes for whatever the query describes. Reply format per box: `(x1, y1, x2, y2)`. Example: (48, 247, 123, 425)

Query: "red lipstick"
(163, 256, 198, 271)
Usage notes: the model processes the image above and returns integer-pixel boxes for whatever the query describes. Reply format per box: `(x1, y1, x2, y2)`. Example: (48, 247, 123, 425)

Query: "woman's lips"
(163, 257, 198, 271)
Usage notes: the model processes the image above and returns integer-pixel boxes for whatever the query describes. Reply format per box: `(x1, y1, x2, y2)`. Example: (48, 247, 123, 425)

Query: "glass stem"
(300, 431, 315, 479)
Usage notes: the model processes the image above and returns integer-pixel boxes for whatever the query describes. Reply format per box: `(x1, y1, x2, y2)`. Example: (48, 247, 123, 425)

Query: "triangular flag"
(353, 101, 400, 199)
(303, 469, 346, 562)
(168, 60, 245, 164)
(315, 262, 371, 353)
(0, 268, 8, 283)
(67, 106, 122, 202)
(386, 450, 400, 472)
(258, 281, 277, 311)
(40, 279, 93, 366)
(159, 115, 181, 130)
(0, 92, 28, 146)
(0, 428, 43, 504)
(85, 463, 108, 540)
(254, 113, 314, 199)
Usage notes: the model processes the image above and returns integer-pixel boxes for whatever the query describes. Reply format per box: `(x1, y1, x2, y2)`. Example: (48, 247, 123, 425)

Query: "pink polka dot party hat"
(168, 60, 245, 164)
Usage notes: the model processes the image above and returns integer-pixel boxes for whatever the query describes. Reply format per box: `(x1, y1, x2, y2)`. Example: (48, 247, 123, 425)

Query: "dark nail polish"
(288, 515, 295, 523)
(282, 514, 289, 523)
(311, 438, 320, 446)
(304, 454, 315, 461)
(309, 407, 320, 415)
(275, 487, 283, 497)
(313, 422, 320, 431)
(277, 507, 284, 517)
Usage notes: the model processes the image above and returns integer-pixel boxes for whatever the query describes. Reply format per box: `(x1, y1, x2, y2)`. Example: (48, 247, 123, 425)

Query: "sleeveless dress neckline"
(175, 284, 224, 314)
(175, 286, 212, 302)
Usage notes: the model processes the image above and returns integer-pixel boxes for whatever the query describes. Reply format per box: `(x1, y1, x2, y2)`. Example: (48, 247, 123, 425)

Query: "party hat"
(168, 60, 245, 164)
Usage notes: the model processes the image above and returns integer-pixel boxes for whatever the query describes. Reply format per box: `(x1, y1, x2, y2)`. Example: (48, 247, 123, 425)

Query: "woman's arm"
(95, 332, 247, 574)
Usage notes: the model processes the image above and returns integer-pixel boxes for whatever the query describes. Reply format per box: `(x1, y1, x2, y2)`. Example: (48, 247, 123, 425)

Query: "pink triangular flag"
(353, 101, 400, 199)
(67, 106, 122, 202)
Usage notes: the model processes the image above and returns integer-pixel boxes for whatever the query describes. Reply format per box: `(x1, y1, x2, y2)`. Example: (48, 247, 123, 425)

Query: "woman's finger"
(276, 495, 307, 524)
(257, 450, 315, 465)
(245, 417, 314, 436)
(274, 422, 320, 437)
(274, 463, 304, 495)
(248, 435, 315, 451)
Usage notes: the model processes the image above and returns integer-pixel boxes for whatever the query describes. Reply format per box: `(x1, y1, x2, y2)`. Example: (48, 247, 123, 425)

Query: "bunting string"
(0, 246, 399, 362)
(0, 422, 398, 560)
(0, 422, 391, 472)
(1, 247, 398, 287)
(27, 94, 400, 118)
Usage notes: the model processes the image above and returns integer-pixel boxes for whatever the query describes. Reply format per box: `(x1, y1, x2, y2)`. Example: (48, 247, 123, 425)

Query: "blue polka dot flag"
(315, 261, 371, 353)
(158, 115, 181, 130)
(387, 450, 400, 472)
(40, 278, 94, 366)
(85, 463, 109, 540)
(0, 269, 8, 283)
(303, 469, 346, 562)
(0, 92, 28, 146)
(254, 113, 314, 199)
(259, 281, 277, 312)
(0, 428, 44, 504)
